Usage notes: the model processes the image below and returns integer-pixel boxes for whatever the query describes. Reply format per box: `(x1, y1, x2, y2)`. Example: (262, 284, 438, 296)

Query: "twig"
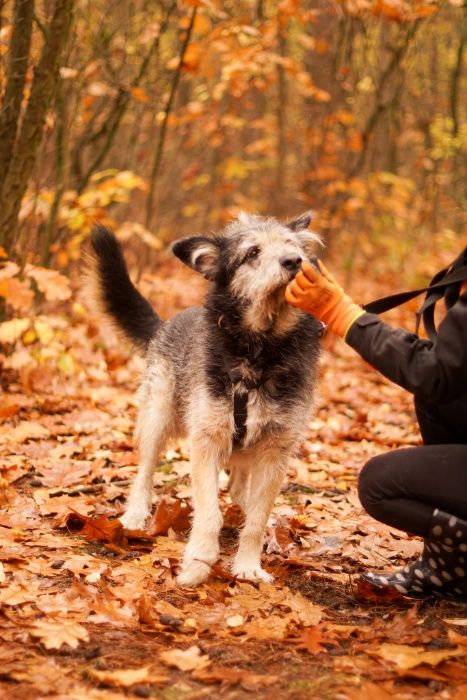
(49, 479, 131, 497)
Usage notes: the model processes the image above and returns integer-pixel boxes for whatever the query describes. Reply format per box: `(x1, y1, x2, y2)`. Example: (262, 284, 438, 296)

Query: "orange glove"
(461, 280, 467, 296)
(285, 259, 365, 338)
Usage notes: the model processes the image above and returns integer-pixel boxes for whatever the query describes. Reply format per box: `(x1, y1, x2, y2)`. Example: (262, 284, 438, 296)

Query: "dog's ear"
(287, 211, 314, 232)
(287, 211, 323, 251)
(171, 236, 220, 280)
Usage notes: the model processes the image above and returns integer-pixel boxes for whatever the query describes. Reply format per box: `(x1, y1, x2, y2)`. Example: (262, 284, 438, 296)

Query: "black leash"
(362, 247, 467, 340)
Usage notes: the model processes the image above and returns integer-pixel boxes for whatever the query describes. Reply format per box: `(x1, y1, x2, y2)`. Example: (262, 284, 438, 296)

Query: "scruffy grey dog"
(88, 212, 322, 586)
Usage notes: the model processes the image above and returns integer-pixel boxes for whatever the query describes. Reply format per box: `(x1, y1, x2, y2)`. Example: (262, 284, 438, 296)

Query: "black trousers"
(358, 395, 467, 538)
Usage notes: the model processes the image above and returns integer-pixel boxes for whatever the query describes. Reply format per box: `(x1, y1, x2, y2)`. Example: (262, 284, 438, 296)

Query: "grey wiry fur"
(87, 212, 322, 586)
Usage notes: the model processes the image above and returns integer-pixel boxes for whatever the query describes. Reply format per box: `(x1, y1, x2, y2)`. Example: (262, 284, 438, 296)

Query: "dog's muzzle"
(280, 255, 302, 276)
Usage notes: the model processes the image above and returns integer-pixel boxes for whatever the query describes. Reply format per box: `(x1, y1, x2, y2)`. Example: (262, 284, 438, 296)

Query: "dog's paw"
(119, 509, 151, 531)
(231, 562, 274, 584)
(177, 559, 212, 587)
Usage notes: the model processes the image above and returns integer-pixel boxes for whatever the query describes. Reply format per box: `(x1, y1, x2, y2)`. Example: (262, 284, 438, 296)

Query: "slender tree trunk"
(145, 6, 197, 229)
(450, 7, 466, 230)
(275, 27, 287, 215)
(74, 0, 177, 194)
(450, 8, 466, 138)
(0, 0, 35, 199)
(0, 0, 74, 255)
(42, 78, 67, 266)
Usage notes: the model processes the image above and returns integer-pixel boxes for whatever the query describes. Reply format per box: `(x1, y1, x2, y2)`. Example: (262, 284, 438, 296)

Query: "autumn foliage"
(0, 0, 467, 697)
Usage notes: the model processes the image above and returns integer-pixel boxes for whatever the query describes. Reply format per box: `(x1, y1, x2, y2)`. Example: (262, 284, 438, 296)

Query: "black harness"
(363, 247, 467, 340)
(223, 351, 268, 448)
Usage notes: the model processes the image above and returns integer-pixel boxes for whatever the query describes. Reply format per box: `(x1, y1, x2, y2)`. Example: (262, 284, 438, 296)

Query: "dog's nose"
(280, 255, 302, 273)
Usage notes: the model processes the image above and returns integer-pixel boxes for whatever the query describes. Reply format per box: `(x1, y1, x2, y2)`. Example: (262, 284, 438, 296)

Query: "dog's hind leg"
(177, 433, 229, 587)
(231, 447, 288, 583)
(227, 454, 251, 512)
(120, 371, 174, 530)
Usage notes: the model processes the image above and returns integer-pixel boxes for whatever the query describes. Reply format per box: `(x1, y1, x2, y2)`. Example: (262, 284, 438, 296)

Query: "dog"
(87, 212, 322, 586)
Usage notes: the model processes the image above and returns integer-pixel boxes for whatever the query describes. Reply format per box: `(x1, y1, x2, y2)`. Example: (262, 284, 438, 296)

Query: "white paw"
(231, 561, 274, 583)
(119, 509, 151, 530)
(177, 559, 212, 587)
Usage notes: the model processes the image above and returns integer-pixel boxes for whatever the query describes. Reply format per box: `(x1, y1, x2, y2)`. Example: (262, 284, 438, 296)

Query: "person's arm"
(345, 299, 467, 402)
(286, 261, 467, 403)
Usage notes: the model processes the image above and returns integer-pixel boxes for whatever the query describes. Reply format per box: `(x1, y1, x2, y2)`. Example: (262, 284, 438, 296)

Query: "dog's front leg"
(177, 438, 225, 587)
(232, 450, 287, 583)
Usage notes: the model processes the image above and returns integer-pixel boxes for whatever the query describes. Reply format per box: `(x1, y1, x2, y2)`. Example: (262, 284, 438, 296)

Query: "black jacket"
(346, 294, 467, 406)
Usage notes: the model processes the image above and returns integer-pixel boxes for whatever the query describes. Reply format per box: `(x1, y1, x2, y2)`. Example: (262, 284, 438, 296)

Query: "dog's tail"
(86, 224, 161, 352)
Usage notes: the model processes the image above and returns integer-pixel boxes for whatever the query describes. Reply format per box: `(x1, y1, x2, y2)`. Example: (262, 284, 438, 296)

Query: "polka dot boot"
(361, 509, 467, 599)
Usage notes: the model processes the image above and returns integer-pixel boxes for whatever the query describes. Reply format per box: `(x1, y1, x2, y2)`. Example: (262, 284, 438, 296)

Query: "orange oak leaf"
(30, 619, 89, 650)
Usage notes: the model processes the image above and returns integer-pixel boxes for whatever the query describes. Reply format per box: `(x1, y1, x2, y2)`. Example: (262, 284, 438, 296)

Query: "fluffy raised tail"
(87, 225, 160, 351)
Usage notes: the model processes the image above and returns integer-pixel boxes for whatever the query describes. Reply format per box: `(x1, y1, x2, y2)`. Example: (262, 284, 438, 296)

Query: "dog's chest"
(205, 319, 318, 449)
(241, 388, 281, 447)
(229, 358, 290, 448)
(223, 357, 272, 447)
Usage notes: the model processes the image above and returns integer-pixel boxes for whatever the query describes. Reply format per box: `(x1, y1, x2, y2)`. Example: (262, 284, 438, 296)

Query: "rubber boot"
(361, 509, 467, 599)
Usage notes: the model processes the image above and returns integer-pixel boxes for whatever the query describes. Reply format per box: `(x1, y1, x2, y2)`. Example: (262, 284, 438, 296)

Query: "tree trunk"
(0, 0, 74, 255)
(73, 0, 177, 194)
(275, 27, 287, 215)
(0, 0, 35, 199)
(145, 6, 197, 229)
(450, 8, 466, 137)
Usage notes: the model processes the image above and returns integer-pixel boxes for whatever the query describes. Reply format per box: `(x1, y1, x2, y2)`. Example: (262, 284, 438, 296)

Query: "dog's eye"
(246, 246, 260, 261)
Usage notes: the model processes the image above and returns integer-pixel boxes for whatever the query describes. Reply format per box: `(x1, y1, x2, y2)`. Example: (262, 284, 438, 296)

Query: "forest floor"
(1, 262, 467, 700)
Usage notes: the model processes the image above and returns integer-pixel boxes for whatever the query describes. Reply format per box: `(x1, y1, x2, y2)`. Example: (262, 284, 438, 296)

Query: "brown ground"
(1, 265, 467, 700)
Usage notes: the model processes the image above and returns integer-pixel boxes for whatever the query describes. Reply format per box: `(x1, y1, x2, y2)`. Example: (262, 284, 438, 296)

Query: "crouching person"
(285, 256, 467, 599)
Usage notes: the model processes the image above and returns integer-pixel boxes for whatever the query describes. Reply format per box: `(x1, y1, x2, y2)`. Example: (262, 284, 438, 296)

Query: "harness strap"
(223, 355, 266, 448)
(362, 248, 467, 341)
(232, 392, 249, 448)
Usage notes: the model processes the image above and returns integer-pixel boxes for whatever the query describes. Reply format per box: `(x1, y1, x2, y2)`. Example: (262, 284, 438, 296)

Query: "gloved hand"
(285, 259, 365, 338)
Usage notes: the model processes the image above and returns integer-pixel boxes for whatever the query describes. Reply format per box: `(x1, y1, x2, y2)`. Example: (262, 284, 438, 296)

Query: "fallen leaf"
(344, 681, 395, 699)
(25, 265, 71, 301)
(150, 537, 185, 561)
(66, 511, 125, 547)
(280, 589, 323, 627)
(39, 459, 92, 488)
(0, 420, 50, 444)
(150, 497, 191, 535)
(160, 645, 211, 672)
(89, 667, 164, 687)
(265, 517, 296, 555)
(444, 619, 467, 627)
(226, 614, 244, 628)
(0, 401, 21, 421)
(0, 584, 38, 606)
(243, 614, 289, 641)
(0, 277, 34, 312)
(448, 629, 467, 646)
(30, 619, 89, 650)
(222, 504, 244, 528)
(375, 643, 467, 670)
(0, 317, 30, 344)
(296, 625, 328, 654)
(193, 666, 279, 691)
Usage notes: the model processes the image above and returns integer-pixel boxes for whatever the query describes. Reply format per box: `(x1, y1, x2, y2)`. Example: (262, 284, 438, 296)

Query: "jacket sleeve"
(345, 294, 467, 403)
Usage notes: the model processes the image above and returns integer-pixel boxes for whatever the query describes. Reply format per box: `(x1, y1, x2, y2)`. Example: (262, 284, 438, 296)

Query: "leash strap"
(362, 248, 467, 340)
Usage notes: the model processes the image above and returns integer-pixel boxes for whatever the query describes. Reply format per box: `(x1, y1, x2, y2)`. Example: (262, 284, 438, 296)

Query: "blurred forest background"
(0, 0, 465, 323)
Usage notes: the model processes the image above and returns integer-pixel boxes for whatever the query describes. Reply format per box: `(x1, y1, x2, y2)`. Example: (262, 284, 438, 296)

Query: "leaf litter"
(0, 266, 466, 699)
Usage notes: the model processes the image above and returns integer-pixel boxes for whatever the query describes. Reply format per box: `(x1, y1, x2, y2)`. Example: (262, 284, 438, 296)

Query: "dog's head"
(172, 212, 322, 334)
